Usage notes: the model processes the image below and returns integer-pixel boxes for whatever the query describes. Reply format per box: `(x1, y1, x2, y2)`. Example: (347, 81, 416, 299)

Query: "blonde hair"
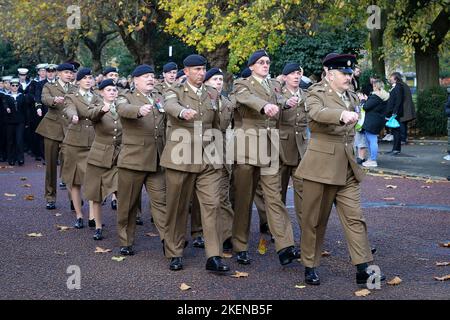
(372, 79, 384, 91)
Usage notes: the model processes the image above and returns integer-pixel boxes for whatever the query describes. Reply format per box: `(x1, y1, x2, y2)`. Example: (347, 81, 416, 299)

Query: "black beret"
(176, 70, 185, 79)
(247, 49, 269, 67)
(98, 79, 116, 90)
(163, 62, 178, 73)
(66, 61, 80, 71)
(102, 66, 118, 76)
(204, 67, 223, 82)
(323, 53, 356, 74)
(282, 63, 302, 76)
(131, 64, 155, 77)
(76, 67, 92, 81)
(322, 53, 339, 64)
(183, 54, 207, 67)
(56, 63, 75, 72)
(240, 67, 252, 78)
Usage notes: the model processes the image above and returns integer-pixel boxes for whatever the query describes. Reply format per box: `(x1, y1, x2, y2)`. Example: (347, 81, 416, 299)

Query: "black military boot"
(305, 267, 320, 285)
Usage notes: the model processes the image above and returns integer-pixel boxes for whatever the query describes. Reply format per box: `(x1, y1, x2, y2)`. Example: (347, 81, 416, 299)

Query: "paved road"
(0, 156, 449, 300)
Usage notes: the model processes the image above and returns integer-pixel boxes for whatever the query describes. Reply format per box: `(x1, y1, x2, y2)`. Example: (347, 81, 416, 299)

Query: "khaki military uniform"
(62, 92, 102, 186)
(232, 75, 294, 253)
(84, 102, 122, 202)
(116, 89, 167, 247)
(35, 81, 76, 201)
(294, 81, 373, 268)
(161, 82, 223, 259)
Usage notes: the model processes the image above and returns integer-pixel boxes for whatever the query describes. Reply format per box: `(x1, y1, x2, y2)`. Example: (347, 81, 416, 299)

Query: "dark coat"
(400, 82, 416, 122)
(2, 93, 28, 124)
(362, 92, 388, 135)
(387, 83, 404, 118)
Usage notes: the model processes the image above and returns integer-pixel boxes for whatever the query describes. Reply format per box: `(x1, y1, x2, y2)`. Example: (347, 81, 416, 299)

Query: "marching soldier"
(155, 62, 178, 94)
(35, 63, 77, 210)
(161, 54, 230, 273)
(232, 50, 299, 266)
(202, 67, 235, 251)
(84, 79, 122, 240)
(115, 64, 167, 256)
(278, 62, 308, 229)
(294, 53, 384, 286)
(63, 68, 101, 229)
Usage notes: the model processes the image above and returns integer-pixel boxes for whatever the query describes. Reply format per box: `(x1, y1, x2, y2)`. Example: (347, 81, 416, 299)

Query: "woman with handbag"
(361, 80, 389, 167)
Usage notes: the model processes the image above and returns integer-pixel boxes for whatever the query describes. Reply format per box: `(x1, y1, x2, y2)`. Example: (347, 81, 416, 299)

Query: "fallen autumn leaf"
(387, 276, 402, 285)
(354, 289, 371, 297)
(258, 238, 268, 255)
(436, 262, 450, 266)
(383, 197, 396, 201)
(321, 250, 331, 257)
(95, 247, 112, 253)
(4, 193, 16, 197)
(22, 184, 32, 188)
(434, 275, 450, 281)
(231, 271, 249, 278)
(111, 256, 126, 262)
(439, 242, 450, 248)
(180, 283, 191, 291)
(386, 185, 397, 189)
(27, 233, 42, 237)
(295, 284, 306, 289)
(24, 195, 34, 201)
(144, 232, 158, 237)
(56, 225, 73, 231)
(20, 177, 27, 181)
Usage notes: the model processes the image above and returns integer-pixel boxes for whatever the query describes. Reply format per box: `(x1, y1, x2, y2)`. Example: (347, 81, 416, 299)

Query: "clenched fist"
(263, 104, 279, 118)
(139, 104, 153, 117)
(341, 111, 359, 125)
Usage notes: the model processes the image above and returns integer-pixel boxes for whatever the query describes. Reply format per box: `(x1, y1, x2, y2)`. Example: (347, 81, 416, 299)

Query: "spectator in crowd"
(398, 74, 416, 145)
(362, 80, 389, 167)
(386, 72, 405, 155)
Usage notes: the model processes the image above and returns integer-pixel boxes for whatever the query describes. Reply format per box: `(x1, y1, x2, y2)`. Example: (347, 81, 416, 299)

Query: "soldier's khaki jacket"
(85, 102, 123, 169)
(35, 81, 77, 141)
(295, 83, 364, 185)
(63, 92, 102, 148)
(232, 75, 284, 167)
(160, 82, 222, 173)
(116, 89, 166, 172)
(279, 87, 308, 167)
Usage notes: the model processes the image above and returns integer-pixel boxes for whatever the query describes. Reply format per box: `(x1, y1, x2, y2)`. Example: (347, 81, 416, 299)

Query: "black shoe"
(223, 237, 233, 252)
(111, 200, 117, 210)
(88, 219, 96, 228)
(356, 157, 364, 165)
(371, 247, 377, 255)
(259, 222, 270, 234)
(150, 217, 154, 224)
(206, 256, 230, 272)
(18, 161, 24, 166)
(59, 182, 66, 190)
(8, 161, 15, 166)
(236, 251, 251, 265)
(136, 217, 143, 225)
(356, 264, 386, 285)
(35, 157, 42, 161)
(192, 236, 205, 248)
(70, 201, 74, 211)
(93, 229, 103, 240)
(278, 246, 301, 266)
(46, 201, 56, 210)
(74, 218, 84, 229)
(120, 246, 134, 256)
(305, 267, 320, 285)
(169, 257, 183, 271)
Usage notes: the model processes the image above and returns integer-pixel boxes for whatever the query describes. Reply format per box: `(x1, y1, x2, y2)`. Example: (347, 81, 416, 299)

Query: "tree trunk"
(369, 7, 387, 79)
(414, 46, 440, 92)
(204, 44, 232, 91)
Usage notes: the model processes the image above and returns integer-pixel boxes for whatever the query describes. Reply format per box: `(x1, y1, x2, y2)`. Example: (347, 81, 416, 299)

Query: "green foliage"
(271, 24, 366, 77)
(416, 86, 448, 136)
(0, 40, 20, 76)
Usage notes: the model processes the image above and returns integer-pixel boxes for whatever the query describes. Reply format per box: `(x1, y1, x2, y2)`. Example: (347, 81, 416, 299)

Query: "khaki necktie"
(109, 103, 117, 117)
(83, 93, 92, 104)
(261, 79, 271, 93)
(197, 88, 202, 97)
(63, 83, 69, 93)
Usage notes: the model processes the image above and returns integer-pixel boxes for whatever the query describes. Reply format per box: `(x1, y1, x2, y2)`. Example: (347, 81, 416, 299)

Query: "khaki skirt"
(61, 144, 89, 186)
(84, 163, 118, 202)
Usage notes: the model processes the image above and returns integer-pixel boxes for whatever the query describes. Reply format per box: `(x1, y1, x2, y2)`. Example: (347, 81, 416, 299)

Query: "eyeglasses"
(11, 84, 19, 87)
(256, 60, 271, 66)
